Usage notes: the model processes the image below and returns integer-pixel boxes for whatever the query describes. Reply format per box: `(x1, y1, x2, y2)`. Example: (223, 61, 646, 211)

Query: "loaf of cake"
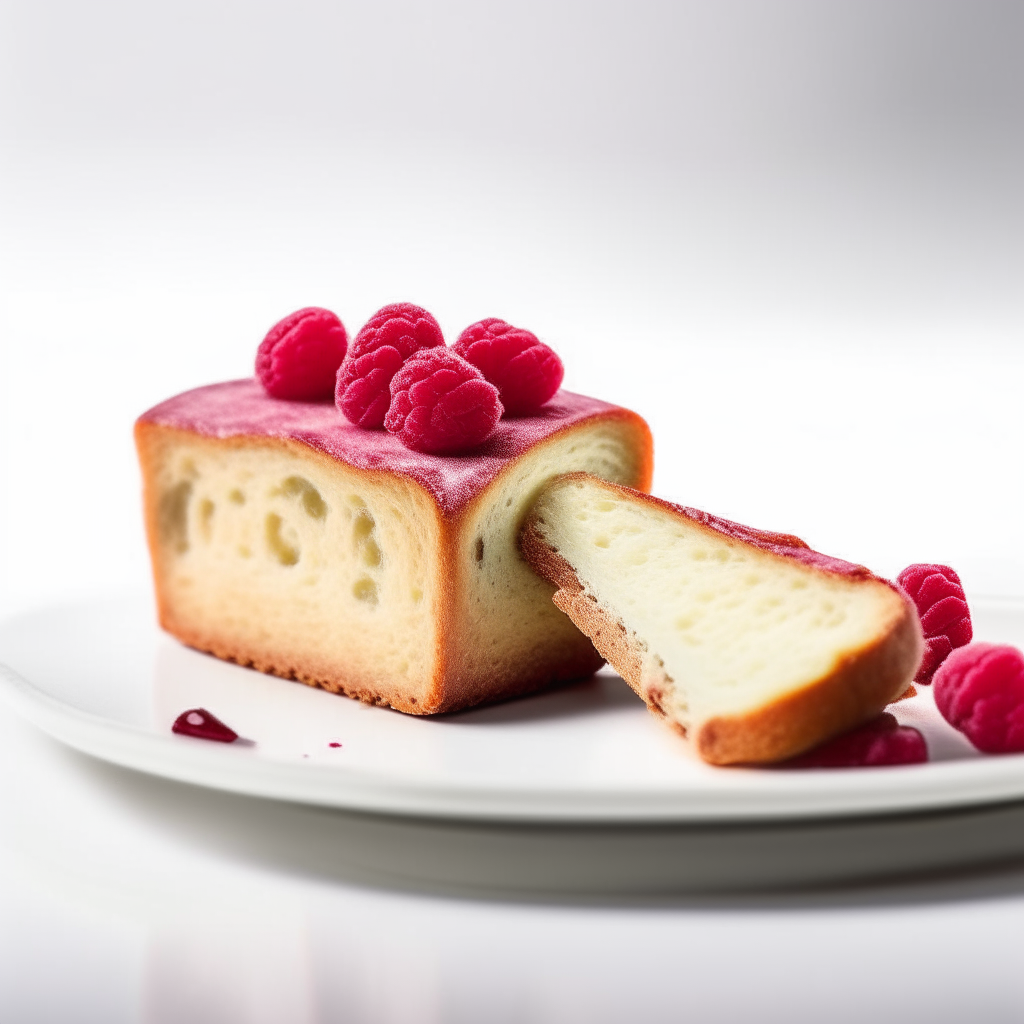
(136, 381, 652, 713)
(520, 474, 922, 764)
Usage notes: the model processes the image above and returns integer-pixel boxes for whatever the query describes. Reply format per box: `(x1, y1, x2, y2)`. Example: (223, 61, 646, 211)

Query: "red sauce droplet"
(328, 742, 342, 748)
(171, 707, 238, 744)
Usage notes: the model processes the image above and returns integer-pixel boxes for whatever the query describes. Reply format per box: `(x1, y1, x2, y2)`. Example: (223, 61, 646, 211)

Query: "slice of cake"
(519, 474, 922, 765)
(136, 381, 652, 714)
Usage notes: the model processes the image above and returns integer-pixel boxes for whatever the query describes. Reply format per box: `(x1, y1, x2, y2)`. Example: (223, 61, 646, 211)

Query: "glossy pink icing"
(642, 498, 896, 585)
(139, 379, 634, 515)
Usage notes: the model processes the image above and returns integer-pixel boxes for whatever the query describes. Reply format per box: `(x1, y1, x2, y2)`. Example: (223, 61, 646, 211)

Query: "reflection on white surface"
(144, 921, 317, 1024)
(5, 675, 1024, 1023)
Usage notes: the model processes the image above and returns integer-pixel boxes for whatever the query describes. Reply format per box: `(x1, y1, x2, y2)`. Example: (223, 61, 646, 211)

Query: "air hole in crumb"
(353, 577, 378, 604)
(411, 587, 423, 603)
(229, 488, 245, 505)
(265, 513, 300, 565)
(362, 539, 382, 567)
(281, 476, 328, 520)
(594, 535, 611, 548)
(474, 537, 484, 562)
(199, 498, 215, 540)
(353, 510, 375, 541)
(597, 500, 615, 512)
(237, 545, 251, 558)
(159, 480, 193, 554)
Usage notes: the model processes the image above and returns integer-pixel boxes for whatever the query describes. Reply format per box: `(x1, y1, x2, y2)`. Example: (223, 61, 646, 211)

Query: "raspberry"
(256, 307, 348, 401)
(897, 563, 972, 683)
(385, 348, 503, 454)
(172, 708, 239, 743)
(335, 303, 444, 427)
(781, 713, 927, 768)
(453, 318, 563, 415)
(933, 643, 1024, 754)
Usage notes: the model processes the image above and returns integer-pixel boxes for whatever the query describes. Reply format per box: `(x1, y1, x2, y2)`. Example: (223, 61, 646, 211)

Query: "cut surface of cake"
(136, 380, 652, 714)
(519, 474, 922, 765)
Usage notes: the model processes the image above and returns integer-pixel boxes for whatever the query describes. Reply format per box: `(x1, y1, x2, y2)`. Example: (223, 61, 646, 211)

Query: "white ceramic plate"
(1, 595, 1023, 824)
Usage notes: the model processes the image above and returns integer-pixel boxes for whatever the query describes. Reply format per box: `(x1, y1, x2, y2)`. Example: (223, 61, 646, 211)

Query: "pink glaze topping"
(656, 498, 890, 583)
(139, 379, 636, 515)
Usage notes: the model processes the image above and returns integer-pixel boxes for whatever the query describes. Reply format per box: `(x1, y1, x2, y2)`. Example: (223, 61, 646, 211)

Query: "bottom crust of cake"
(162, 611, 605, 715)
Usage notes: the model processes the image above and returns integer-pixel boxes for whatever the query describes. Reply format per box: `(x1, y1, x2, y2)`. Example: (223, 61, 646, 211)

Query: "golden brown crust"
(694, 595, 920, 764)
(519, 478, 923, 765)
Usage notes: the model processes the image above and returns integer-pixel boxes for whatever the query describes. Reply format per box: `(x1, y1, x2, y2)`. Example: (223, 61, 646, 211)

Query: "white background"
(1, 1, 1023, 1020)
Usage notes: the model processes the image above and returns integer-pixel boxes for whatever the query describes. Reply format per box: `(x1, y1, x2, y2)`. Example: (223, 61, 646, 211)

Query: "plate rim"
(4, 597, 1024, 824)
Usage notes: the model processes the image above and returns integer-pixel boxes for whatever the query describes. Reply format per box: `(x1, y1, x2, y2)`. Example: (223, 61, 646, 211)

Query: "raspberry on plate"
(256, 307, 348, 401)
(780, 712, 928, 768)
(335, 303, 445, 427)
(896, 563, 972, 684)
(385, 348, 503, 454)
(933, 643, 1024, 754)
(453, 318, 563, 415)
